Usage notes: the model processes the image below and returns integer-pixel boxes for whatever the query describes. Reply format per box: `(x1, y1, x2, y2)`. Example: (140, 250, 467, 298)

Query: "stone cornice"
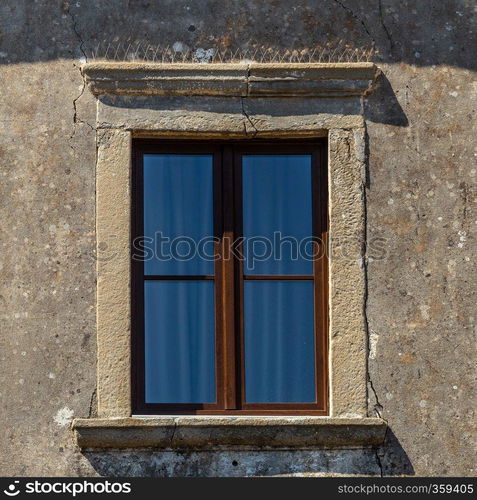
(72, 417, 387, 450)
(82, 62, 379, 98)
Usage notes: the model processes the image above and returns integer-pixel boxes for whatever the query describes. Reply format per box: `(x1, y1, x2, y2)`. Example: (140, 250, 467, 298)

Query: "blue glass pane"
(145, 280, 215, 403)
(242, 155, 313, 275)
(143, 154, 213, 275)
(244, 280, 315, 403)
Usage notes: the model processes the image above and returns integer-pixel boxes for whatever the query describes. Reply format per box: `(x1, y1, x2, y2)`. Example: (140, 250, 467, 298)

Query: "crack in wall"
(66, 6, 95, 151)
(374, 443, 384, 477)
(88, 388, 97, 418)
(378, 0, 394, 52)
(66, 8, 99, 425)
(69, 70, 88, 150)
(72, 63, 94, 130)
(375, 423, 389, 477)
(363, 172, 386, 423)
(365, 241, 389, 476)
(241, 97, 258, 136)
(362, 127, 388, 477)
(66, 5, 87, 62)
(169, 420, 178, 448)
(331, 0, 375, 47)
(240, 65, 259, 136)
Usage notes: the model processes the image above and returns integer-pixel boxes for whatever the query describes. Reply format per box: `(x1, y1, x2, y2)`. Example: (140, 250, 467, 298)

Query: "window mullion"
(220, 146, 238, 409)
(233, 148, 245, 411)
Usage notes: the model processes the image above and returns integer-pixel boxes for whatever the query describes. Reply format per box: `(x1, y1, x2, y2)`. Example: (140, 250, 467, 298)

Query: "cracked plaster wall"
(0, 0, 475, 477)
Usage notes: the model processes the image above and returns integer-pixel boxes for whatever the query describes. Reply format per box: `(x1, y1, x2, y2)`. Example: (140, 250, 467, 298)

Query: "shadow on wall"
(0, 0, 475, 71)
(380, 428, 415, 476)
(83, 430, 414, 477)
(365, 73, 409, 127)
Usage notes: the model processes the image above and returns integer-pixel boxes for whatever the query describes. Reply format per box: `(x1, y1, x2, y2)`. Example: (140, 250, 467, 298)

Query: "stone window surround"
(72, 62, 386, 450)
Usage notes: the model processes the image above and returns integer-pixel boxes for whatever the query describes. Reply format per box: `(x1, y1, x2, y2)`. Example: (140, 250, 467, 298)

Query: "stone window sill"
(72, 417, 386, 450)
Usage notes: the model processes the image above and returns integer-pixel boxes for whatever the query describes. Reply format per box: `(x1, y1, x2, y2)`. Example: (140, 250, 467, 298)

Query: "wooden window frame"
(131, 139, 328, 416)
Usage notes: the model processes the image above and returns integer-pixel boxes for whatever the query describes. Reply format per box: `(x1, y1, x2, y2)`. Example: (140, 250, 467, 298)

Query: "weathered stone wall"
(0, 0, 475, 476)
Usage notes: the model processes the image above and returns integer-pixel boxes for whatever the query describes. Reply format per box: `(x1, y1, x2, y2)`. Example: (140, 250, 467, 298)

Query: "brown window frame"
(131, 139, 328, 415)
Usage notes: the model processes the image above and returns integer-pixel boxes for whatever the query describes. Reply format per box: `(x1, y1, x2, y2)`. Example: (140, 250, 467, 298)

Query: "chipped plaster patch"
(447, 259, 457, 277)
(193, 48, 215, 63)
(172, 41, 188, 53)
(369, 330, 379, 360)
(340, 412, 363, 419)
(457, 231, 467, 248)
(419, 304, 430, 321)
(353, 128, 366, 164)
(54, 407, 74, 426)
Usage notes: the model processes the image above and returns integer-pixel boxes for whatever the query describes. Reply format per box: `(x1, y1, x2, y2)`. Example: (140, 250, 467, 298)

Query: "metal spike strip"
(87, 42, 375, 63)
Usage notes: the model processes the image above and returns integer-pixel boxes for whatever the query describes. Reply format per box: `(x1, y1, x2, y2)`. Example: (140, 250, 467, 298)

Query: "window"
(131, 141, 328, 415)
(74, 62, 383, 448)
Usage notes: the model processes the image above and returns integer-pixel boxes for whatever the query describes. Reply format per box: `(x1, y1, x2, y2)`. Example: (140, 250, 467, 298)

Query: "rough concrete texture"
(0, 0, 475, 477)
(84, 449, 382, 477)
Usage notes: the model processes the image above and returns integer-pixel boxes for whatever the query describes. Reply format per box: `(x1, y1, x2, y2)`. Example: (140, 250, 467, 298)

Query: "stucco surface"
(0, 0, 475, 477)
